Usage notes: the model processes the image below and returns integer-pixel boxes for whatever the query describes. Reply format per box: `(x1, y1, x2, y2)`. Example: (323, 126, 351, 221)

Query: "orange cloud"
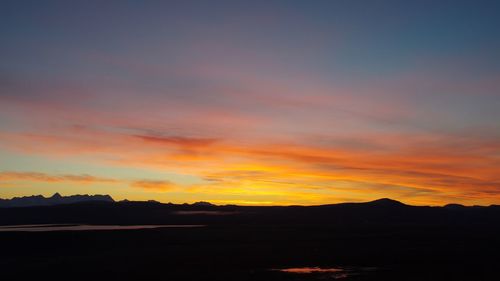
(3, 126, 500, 205)
(135, 134, 219, 149)
(0, 171, 117, 184)
(131, 180, 175, 191)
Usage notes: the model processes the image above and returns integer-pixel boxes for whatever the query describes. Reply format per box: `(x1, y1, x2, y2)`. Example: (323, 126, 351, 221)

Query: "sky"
(1, 0, 499, 206)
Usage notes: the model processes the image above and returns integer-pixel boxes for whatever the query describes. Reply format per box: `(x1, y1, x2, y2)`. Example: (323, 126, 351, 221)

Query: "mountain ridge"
(0, 194, 499, 227)
(0, 193, 114, 208)
(0, 194, 495, 208)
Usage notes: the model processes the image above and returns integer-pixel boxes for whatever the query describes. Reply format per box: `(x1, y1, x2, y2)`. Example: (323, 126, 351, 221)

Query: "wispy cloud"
(1, 121, 500, 205)
(135, 135, 219, 148)
(130, 180, 175, 191)
(0, 171, 117, 184)
(0, 171, 182, 195)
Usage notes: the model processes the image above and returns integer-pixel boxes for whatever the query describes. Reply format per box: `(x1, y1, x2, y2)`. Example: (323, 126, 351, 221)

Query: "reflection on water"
(0, 224, 69, 228)
(0, 224, 204, 232)
(274, 266, 377, 279)
(278, 267, 344, 273)
(174, 210, 238, 215)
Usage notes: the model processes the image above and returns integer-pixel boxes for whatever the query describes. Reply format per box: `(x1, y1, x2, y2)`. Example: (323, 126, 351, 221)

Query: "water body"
(278, 267, 343, 273)
(273, 266, 377, 279)
(0, 224, 204, 232)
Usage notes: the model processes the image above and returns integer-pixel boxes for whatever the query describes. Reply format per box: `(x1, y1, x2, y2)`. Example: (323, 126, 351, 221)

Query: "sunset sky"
(1, 0, 499, 205)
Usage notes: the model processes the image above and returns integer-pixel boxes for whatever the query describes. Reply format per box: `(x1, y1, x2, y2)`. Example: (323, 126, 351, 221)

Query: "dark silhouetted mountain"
(0, 193, 114, 208)
(364, 198, 408, 208)
(444, 203, 467, 209)
(192, 201, 215, 207)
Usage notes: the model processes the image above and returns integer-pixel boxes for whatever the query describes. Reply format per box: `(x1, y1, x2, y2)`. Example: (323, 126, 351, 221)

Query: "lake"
(0, 224, 205, 232)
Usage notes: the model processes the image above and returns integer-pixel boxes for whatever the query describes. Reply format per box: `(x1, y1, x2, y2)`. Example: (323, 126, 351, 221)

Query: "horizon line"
(1, 193, 497, 208)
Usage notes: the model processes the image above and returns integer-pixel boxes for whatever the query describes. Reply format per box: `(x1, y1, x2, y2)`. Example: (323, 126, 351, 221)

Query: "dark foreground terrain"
(1, 199, 499, 280)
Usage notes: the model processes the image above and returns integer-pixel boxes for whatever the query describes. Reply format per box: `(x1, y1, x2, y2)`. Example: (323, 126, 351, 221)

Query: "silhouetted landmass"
(0, 196, 498, 227)
(0, 196, 499, 280)
(0, 193, 114, 208)
(192, 201, 216, 207)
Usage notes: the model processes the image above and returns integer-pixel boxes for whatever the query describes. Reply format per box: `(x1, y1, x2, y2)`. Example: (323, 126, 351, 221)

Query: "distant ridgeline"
(0, 196, 499, 227)
(0, 193, 114, 208)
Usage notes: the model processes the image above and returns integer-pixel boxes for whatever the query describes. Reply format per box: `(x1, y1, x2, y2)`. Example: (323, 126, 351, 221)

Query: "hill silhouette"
(0, 193, 114, 208)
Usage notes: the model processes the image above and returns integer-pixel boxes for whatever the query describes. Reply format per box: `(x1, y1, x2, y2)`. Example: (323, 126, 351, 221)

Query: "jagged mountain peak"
(0, 193, 114, 208)
(52, 192, 62, 199)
